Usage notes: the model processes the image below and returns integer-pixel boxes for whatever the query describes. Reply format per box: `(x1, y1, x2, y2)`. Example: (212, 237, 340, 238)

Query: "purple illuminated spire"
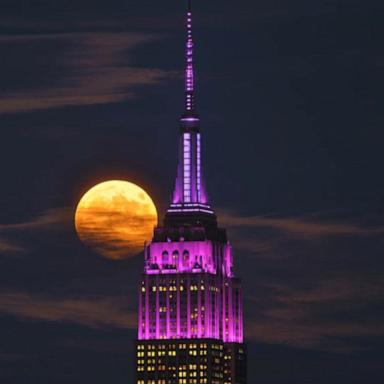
(168, 0, 211, 213)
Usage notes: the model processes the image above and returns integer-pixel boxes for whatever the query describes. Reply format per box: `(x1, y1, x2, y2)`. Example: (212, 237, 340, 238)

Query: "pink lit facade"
(135, 1, 246, 383)
(138, 239, 243, 342)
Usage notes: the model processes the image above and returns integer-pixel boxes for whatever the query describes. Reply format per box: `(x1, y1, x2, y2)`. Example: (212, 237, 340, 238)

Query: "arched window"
(162, 251, 169, 265)
(172, 251, 179, 265)
(182, 250, 189, 267)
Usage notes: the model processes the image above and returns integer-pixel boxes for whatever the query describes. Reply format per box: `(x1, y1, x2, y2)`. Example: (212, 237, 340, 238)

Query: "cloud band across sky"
(0, 32, 173, 114)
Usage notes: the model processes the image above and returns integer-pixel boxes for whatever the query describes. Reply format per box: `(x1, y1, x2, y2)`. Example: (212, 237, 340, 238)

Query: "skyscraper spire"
(166, 0, 214, 219)
(185, 0, 195, 113)
(135, 2, 247, 382)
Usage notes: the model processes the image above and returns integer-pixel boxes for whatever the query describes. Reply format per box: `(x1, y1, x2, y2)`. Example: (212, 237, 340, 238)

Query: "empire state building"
(135, 1, 247, 383)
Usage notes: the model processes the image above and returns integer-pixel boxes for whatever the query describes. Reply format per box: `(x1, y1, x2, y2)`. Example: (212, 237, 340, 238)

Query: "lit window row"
(137, 381, 167, 384)
(149, 285, 180, 292)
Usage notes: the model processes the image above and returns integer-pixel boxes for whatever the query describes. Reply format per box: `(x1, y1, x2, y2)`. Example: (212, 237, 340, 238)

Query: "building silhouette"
(135, 1, 247, 383)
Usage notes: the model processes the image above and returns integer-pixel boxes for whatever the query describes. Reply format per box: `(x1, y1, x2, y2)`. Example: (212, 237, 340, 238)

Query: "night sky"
(1, 0, 383, 383)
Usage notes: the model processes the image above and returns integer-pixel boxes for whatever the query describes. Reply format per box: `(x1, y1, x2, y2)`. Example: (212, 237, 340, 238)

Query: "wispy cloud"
(0, 32, 173, 114)
(219, 210, 384, 238)
(0, 207, 71, 232)
(216, 209, 384, 257)
(0, 291, 136, 329)
(246, 317, 384, 353)
(245, 277, 384, 352)
(0, 206, 153, 259)
(0, 208, 71, 255)
(0, 238, 25, 254)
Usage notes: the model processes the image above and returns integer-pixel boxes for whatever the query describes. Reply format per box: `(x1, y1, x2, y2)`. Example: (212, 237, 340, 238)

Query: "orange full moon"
(75, 180, 158, 260)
